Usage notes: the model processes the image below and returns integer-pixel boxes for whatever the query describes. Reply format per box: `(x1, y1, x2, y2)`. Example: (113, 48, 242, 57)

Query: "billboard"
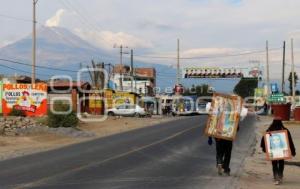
(2, 83, 47, 116)
(113, 92, 136, 107)
(205, 93, 242, 141)
(0, 81, 3, 114)
(182, 67, 262, 79)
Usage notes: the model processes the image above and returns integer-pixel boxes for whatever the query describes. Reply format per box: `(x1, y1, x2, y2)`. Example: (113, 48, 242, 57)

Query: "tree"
(87, 60, 106, 114)
(288, 71, 298, 95)
(233, 78, 258, 98)
(87, 60, 105, 90)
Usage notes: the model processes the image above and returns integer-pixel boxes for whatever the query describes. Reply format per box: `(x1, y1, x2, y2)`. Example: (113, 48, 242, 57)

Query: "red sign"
(2, 83, 47, 116)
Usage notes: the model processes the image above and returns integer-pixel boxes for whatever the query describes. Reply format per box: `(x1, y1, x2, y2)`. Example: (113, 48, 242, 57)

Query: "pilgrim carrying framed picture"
(264, 130, 292, 161)
(205, 93, 242, 141)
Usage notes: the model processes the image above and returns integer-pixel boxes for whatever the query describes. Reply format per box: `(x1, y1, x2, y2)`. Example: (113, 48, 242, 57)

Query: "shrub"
(48, 101, 78, 128)
(35, 116, 48, 126)
(9, 108, 26, 117)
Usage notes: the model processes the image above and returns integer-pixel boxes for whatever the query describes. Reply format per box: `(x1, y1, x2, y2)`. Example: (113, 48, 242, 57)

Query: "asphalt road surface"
(0, 114, 256, 189)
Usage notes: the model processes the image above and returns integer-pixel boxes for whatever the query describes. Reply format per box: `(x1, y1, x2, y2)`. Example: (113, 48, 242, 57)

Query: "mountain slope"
(0, 26, 176, 89)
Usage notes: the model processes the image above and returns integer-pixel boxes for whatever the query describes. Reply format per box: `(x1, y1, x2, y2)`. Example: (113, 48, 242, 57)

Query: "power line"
(0, 58, 78, 72)
(0, 58, 109, 81)
(132, 48, 281, 60)
(0, 13, 32, 22)
(0, 64, 52, 77)
(59, 0, 104, 34)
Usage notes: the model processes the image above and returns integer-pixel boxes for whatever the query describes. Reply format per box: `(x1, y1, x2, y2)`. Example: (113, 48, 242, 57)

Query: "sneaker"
(224, 171, 230, 176)
(217, 164, 223, 175)
(274, 180, 280, 185)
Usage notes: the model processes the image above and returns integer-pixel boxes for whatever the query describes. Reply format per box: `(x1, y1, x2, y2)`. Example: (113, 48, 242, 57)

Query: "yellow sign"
(104, 89, 113, 109)
(89, 94, 102, 108)
(113, 92, 136, 107)
(2, 83, 48, 116)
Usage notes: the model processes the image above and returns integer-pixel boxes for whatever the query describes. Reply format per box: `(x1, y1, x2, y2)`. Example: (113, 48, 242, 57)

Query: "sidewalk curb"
(232, 118, 258, 189)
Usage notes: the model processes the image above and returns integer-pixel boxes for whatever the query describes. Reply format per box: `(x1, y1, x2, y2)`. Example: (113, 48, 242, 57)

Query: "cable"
(131, 48, 281, 60)
(0, 14, 32, 22)
(0, 64, 52, 77)
(0, 58, 78, 72)
(0, 58, 107, 82)
(59, 0, 104, 35)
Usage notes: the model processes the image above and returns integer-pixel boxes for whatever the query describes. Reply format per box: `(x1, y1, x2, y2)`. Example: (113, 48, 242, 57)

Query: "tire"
(108, 111, 114, 116)
(135, 113, 140, 117)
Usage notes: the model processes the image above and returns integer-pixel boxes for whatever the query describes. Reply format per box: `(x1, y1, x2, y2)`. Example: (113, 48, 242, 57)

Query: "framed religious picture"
(264, 130, 292, 161)
(205, 93, 243, 141)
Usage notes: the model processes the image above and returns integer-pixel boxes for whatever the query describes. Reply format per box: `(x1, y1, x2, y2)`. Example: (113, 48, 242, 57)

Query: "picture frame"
(205, 93, 242, 141)
(264, 130, 292, 161)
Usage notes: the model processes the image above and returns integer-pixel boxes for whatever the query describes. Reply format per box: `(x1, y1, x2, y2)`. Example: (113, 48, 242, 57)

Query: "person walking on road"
(260, 117, 296, 185)
(208, 137, 232, 176)
(208, 125, 239, 176)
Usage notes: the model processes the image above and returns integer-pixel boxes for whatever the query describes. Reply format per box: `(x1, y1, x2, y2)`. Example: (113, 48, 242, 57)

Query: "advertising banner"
(182, 67, 263, 79)
(205, 93, 242, 141)
(0, 81, 3, 114)
(2, 83, 47, 116)
(113, 92, 136, 107)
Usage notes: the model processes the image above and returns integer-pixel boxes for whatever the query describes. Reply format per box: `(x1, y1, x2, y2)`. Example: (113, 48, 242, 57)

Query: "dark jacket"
(260, 121, 296, 156)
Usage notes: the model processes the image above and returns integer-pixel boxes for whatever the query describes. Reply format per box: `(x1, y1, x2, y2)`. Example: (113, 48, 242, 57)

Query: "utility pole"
(291, 38, 295, 102)
(282, 41, 286, 93)
(266, 40, 270, 96)
(144, 81, 147, 96)
(176, 39, 180, 85)
(119, 45, 123, 91)
(130, 49, 134, 92)
(108, 63, 112, 80)
(32, 0, 38, 84)
(114, 44, 128, 91)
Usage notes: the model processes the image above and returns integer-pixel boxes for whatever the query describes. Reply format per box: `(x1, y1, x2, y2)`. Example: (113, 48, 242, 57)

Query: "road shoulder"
(237, 116, 300, 189)
(0, 116, 182, 161)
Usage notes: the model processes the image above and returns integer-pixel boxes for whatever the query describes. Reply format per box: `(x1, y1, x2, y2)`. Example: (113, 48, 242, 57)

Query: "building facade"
(112, 65, 156, 96)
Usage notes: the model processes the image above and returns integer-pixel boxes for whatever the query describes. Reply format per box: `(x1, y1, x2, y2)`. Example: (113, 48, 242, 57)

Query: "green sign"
(254, 88, 265, 106)
(254, 88, 264, 98)
(0, 81, 3, 114)
(268, 93, 285, 104)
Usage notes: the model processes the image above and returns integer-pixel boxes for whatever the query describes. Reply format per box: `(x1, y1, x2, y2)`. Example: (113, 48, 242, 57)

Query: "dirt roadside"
(0, 116, 181, 161)
(237, 116, 300, 189)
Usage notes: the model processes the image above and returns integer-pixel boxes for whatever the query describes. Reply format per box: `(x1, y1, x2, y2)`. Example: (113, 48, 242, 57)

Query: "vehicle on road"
(196, 101, 211, 114)
(172, 96, 198, 116)
(171, 96, 212, 116)
(106, 104, 147, 117)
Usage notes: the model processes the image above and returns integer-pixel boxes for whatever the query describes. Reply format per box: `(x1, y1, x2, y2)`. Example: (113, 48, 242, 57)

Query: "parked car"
(106, 104, 146, 117)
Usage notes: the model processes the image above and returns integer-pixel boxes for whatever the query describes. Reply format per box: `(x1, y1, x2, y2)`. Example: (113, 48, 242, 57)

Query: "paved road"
(0, 115, 256, 189)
